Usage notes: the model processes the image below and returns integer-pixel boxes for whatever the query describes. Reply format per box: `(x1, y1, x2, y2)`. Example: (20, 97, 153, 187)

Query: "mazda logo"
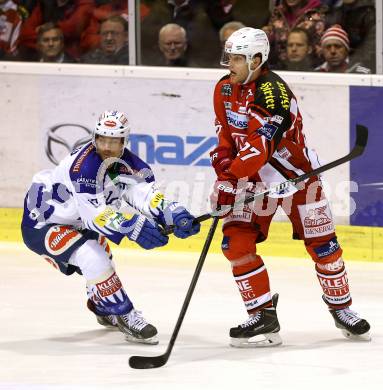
(45, 124, 92, 165)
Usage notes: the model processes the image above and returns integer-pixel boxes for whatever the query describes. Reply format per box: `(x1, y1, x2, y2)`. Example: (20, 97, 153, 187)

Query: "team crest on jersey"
(298, 200, 335, 238)
(44, 226, 82, 255)
(221, 84, 232, 96)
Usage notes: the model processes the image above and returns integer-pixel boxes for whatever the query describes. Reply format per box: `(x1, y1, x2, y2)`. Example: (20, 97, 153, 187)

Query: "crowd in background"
(0, 0, 376, 73)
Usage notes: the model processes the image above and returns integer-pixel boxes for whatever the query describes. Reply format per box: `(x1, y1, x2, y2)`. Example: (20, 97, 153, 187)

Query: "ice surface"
(0, 243, 382, 390)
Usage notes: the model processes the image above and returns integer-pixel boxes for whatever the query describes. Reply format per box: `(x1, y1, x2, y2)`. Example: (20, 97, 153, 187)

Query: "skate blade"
(124, 334, 159, 345)
(230, 332, 282, 348)
(341, 329, 371, 341)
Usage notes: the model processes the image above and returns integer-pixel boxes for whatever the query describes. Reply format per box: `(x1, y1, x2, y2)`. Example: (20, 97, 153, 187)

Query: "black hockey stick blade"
(129, 354, 169, 370)
(129, 217, 220, 369)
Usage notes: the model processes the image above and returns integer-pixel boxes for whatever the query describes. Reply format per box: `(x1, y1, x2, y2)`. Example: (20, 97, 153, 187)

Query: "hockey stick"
(163, 124, 368, 234)
(128, 124, 368, 369)
(129, 216, 220, 369)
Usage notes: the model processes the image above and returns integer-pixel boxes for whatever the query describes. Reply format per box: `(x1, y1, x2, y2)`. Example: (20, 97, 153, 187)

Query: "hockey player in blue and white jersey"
(21, 110, 201, 345)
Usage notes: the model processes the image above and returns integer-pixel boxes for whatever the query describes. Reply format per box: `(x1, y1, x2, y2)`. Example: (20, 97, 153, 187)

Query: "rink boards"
(1, 208, 382, 262)
(0, 63, 382, 260)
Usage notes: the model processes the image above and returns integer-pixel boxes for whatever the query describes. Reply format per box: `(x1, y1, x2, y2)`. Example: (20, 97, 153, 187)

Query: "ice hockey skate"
(328, 306, 371, 341)
(116, 309, 158, 345)
(230, 293, 282, 348)
(96, 314, 118, 329)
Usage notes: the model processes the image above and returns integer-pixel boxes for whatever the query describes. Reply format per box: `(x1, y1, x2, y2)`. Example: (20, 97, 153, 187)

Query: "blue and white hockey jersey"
(22, 142, 170, 244)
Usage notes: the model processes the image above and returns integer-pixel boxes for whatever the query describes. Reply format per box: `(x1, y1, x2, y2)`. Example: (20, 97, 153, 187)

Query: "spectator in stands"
(262, 0, 326, 67)
(36, 22, 75, 62)
(18, 0, 94, 61)
(81, 15, 128, 64)
(140, 1, 220, 67)
(315, 24, 371, 73)
(80, 0, 150, 53)
(325, 0, 376, 72)
(206, 0, 235, 30)
(276, 27, 315, 71)
(219, 20, 245, 47)
(0, 0, 24, 59)
(157, 23, 195, 67)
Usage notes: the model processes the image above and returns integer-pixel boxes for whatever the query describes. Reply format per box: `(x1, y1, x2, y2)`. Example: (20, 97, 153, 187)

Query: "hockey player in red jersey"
(210, 27, 370, 347)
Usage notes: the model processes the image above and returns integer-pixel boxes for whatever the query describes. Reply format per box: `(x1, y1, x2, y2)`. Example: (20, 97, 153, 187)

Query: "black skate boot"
(328, 303, 371, 341)
(116, 309, 158, 345)
(230, 293, 282, 348)
(87, 299, 118, 329)
(96, 314, 118, 329)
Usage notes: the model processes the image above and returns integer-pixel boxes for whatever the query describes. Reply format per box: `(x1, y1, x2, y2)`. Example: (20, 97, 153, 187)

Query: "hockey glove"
(120, 215, 168, 250)
(210, 146, 233, 176)
(210, 173, 247, 218)
(160, 203, 200, 239)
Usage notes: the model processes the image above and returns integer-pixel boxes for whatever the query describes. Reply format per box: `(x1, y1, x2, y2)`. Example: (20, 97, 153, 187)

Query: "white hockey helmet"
(93, 110, 130, 147)
(221, 27, 270, 83)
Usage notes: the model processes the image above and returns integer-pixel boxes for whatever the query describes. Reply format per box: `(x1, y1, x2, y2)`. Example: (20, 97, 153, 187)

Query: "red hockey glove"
(210, 172, 241, 218)
(210, 147, 233, 176)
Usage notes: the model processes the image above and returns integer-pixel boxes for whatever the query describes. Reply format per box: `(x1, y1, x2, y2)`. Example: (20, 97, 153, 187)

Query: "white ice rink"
(1, 242, 382, 390)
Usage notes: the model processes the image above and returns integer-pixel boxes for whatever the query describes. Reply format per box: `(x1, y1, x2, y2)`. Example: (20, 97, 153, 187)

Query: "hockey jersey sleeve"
(229, 76, 292, 179)
(213, 78, 237, 152)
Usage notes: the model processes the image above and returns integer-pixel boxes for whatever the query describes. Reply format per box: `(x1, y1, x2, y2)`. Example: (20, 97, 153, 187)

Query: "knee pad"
(221, 225, 258, 262)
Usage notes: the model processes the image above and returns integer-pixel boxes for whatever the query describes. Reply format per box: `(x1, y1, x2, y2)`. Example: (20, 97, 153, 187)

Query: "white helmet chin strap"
(241, 59, 262, 85)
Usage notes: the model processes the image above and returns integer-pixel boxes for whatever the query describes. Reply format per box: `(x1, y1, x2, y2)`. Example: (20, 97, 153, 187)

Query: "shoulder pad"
(69, 144, 102, 194)
(120, 149, 155, 183)
(254, 71, 292, 115)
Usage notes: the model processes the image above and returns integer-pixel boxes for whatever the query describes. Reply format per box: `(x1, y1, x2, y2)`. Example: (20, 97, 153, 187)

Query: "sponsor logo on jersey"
(96, 272, 122, 297)
(72, 144, 94, 173)
(232, 132, 247, 150)
(225, 110, 248, 129)
(257, 123, 278, 141)
(276, 81, 290, 110)
(76, 175, 98, 189)
(238, 106, 247, 114)
(298, 200, 335, 238)
(259, 81, 276, 110)
(150, 192, 164, 208)
(272, 115, 284, 124)
(314, 238, 340, 259)
(277, 146, 291, 160)
(221, 83, 232, 96)
(221, 236, 230, 250)
(224, 101, 232, 109)
(45, 226, 82, 255)
(94, 207, 126, 230)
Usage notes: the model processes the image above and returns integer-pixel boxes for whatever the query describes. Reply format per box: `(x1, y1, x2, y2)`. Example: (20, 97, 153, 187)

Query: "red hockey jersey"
(213, 69, 320, 194)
